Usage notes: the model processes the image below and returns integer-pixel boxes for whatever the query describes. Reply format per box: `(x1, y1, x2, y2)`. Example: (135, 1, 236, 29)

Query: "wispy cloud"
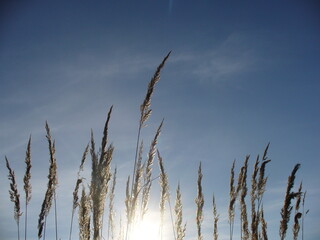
(173, 32, 257, 82)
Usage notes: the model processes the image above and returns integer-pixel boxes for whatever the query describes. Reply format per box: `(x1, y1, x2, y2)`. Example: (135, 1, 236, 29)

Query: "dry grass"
(260, 205, 268, 240)
(107, 167, 117, 240)
(69, 144, 89, 240)
(5, 156, 22, 240)
(212, 194, 219, 240)
(157, 150, 169, 240)
(239, 156, 249, 240)
(90, 106, 114, 240)
(279, 164, 301, 240)
(4, 52, 307, 240)
(228, 160, 236, 240)
(141, 120, 163, 220)
(38, 122, 58, 240)
(195, 162, 204, 240)
(175, 183, 186, 240)
(293, 182, 303, 240)
(23, 136, 32, 240)
(79, 187, 91, 240)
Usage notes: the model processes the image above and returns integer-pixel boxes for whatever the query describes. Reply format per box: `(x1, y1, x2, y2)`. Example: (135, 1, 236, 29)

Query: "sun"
(130, 215, 160, 240)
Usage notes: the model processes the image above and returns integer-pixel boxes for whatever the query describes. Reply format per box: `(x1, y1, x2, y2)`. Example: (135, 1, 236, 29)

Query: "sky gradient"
(1, 1, 319, 240)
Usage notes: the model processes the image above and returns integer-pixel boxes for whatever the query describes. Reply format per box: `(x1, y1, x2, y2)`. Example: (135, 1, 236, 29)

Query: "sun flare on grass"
(130, 215, 160, 240)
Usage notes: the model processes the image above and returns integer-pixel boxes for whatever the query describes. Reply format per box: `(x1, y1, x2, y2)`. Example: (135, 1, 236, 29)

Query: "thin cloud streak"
(172, 33, 257, 82)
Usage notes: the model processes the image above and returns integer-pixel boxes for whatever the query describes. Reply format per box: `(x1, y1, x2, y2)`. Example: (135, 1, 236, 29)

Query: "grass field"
(4, 53, 307, 240)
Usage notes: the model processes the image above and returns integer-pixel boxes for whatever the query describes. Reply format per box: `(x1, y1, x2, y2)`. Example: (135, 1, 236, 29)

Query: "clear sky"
(0, 1, 319, 240)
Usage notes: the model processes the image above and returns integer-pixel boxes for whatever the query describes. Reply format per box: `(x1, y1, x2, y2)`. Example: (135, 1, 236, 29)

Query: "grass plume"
(228, 160, 236, 240)
(257, 143, 271, 208)
(239, 156, 250, 240)
(126, 52, 170, 240)
(301, 191, 308, 240)
(69, 144, 89, 240)
(139, 51, 171, 127)
(195, 162, 204, 240)
(131, 51, 171, 212)
(250, 155, 259, 240)
(23, 136, 32, 240)
(157, 150, 169, 240)
(108, 167, 117, 240)
(38, 122, 58, 239)
(175, 183, 186, 240)
(279, 163, 301, 240)
(128, 142, 143, 224)
(213, 194, 219, 240)
(260, 205, 268, 240)
(79, 187, 91, 240)
(6, 156, 22, 240)
(90, 106, 114, 240)
(293, 182, 303, 240)
(251, 144, 271, 240)
(141, 120, 163, 219)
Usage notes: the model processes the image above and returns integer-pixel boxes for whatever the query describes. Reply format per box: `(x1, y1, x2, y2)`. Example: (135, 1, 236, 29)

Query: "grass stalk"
(168, 198, 177, 240)
(69, 144, 89, 240)
(141, 120, 163, 219)
(250, 155, 259, 240)
(54, 192, 58, 240)
(108, 167, 117, 240)
(23, 136, 32, 240)
(157, 150, 169, 240)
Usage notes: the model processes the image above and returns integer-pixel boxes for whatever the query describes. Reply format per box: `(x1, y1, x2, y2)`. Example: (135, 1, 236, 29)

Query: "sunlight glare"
(130, 215, 160, 240)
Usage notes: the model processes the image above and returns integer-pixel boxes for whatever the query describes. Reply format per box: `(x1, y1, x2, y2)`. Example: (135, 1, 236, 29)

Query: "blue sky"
(0, 0, 319, 239)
